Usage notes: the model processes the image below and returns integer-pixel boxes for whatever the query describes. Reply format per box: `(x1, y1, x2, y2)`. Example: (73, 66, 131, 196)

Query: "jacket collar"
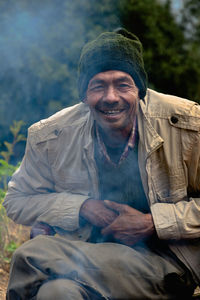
(138, 95, 164, 160)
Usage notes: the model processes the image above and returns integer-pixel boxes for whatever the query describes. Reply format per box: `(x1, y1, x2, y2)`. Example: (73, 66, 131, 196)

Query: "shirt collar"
(95, 117, 138, 167)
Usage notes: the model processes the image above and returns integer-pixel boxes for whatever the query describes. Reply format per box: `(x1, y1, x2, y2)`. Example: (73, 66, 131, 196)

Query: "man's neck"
(98, 125, 132, 148)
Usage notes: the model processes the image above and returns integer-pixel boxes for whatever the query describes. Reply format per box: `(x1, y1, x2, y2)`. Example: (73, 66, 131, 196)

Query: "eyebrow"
(89, 76, 134, 87)
(89, 79, 105, 87)
(114, 76, 134, 84)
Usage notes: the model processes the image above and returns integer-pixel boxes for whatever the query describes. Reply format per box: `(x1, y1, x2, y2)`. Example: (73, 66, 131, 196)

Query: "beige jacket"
(4, 89, 200, 283)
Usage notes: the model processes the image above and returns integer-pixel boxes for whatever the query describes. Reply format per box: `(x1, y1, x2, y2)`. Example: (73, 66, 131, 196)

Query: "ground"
(0, 222, 30, 300)
(0, 265, 9, 299)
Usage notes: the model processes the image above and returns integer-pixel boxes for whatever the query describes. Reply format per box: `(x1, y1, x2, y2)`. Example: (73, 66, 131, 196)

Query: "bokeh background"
(0, 0, 200, 160)
(0, 1, 200, 296)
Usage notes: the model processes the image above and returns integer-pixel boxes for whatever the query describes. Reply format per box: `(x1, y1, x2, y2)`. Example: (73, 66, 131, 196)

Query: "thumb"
(104, 200, 125, 213)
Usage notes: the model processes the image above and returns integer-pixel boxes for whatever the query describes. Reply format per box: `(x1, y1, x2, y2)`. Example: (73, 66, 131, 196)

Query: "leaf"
(5, 241, 18, 253)
(0, 159, 17, 177)
(16, 134, 26, 143)
(3, 257, 11, 263)
(4, 141, 13, 154)
(10, 121, 25, 138)
(0, 151, 10, 162)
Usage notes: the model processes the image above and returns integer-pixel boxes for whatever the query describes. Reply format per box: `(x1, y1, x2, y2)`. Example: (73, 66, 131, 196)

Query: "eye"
(89, 85, 104, 92)
(118, 83, 131, 90)
(119, 84, 129, 87)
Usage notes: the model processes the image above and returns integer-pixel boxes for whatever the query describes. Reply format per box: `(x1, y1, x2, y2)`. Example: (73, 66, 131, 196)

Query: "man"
(4, 29, 200, 299)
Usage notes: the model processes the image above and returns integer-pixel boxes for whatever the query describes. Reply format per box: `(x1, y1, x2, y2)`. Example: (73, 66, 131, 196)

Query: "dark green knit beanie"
(78, 28, 147, 100)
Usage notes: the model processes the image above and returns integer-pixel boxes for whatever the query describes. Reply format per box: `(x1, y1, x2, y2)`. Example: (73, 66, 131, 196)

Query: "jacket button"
(171, 116, 178, 124)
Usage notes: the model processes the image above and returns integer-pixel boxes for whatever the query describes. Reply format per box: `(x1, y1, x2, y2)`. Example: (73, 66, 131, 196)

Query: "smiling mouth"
(98, 109, 124, 115)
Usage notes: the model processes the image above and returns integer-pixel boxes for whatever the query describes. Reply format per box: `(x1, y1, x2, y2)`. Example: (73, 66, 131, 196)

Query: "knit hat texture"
(78, 28, 147, 100)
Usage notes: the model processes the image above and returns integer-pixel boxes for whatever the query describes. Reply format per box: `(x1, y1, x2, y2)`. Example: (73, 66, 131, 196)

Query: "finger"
(101, 224, 113, 236)
(104, 200, 125, 213)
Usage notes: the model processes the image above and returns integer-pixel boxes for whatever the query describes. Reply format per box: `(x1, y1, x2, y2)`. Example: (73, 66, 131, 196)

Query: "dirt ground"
(0, 223, 30, 300)
(0, 266, 9, 300)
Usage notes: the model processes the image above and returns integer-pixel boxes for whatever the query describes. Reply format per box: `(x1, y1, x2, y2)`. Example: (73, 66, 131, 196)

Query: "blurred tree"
(181, 0, 200, 40)
(0, 0, 200, 161)
(118, 0, 200, 102)
(180, 0, 200, 100)
(0, 0, 119, 156)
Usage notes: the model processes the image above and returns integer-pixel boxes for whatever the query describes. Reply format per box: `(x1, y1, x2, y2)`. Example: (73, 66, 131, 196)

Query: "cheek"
(128, 98, 137, 110)
(85, 94, 99, 108)
(129, 92, 139, 105)
(85, 98, 99, 118)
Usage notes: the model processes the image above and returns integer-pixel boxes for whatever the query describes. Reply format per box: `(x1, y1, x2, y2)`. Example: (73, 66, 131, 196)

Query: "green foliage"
(0, 160, 17, 190)
(180, 0, 200, 101)
(2, 241, 19, 263)
(0, 120, 25, 189)
(0, 121, 26, 264)
(0, 0, 120, 145)
(118, 0, 200, 102)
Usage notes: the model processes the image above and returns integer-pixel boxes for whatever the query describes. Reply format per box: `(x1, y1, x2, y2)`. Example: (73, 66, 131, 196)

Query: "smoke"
(0, 3, 57, 105)
(0, 2, 58, 143)
(0, 0, 120, 149)
(0, 3, 51, 74)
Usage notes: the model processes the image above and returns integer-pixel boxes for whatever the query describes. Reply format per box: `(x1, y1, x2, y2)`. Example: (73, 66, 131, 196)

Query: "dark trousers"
(7, 235, 196, 300)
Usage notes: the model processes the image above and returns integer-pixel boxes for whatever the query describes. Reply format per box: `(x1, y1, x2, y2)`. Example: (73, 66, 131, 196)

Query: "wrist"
(144, 213, 155, 236)
(79, 199, 94, 226)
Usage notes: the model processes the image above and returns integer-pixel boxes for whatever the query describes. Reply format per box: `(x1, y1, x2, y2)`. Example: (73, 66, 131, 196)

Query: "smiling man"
(4, 29, 200, 299)
(86, 70, 138, 133)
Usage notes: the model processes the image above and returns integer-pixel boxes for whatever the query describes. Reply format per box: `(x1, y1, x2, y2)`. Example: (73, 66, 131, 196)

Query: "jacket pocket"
(152, 166, 188, 203)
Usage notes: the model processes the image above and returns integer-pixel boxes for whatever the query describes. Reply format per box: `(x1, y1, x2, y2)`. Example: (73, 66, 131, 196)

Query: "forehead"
(88, 70, 134, 85)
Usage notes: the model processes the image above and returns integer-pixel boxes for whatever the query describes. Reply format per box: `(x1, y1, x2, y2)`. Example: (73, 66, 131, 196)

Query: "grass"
(0, 121, 29, 266)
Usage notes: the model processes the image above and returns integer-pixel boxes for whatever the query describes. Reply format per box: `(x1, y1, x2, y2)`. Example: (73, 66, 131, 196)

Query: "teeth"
(102, 110, 121, 115)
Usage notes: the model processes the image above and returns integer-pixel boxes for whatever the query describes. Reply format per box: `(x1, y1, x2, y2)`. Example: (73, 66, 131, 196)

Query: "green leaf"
(16, 134, 26, 143)
(10, 121, 25, 138)
(4, 141, 13, 154)
(5, 241, 18, 253)
(0, 151, 10, 162)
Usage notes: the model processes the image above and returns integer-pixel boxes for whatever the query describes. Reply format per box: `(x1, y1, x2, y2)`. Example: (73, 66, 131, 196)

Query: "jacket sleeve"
(151, 130, 200, 240)
(3, 131, 89, 231)
(151, 198, 200, 240)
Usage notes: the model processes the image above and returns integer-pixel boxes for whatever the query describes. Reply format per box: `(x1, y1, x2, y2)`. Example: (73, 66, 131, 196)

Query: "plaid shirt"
(95, 117, 138, 167)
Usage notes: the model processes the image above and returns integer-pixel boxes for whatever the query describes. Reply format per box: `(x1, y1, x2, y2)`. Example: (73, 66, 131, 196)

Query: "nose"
(103, 85, 119, 104)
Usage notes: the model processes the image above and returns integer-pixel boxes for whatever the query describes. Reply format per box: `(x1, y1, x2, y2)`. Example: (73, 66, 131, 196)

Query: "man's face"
(85, 70, 139, 135)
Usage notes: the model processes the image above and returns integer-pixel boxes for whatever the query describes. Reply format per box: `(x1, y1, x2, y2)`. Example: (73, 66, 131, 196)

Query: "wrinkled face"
(85, 70, 139, 136)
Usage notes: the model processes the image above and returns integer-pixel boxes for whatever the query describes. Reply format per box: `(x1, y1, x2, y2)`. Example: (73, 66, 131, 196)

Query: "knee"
(36, 279, 87, 300)
(11, 242, 27, 267)
(10, 236, 45, 273)
(12, 235, 47, 259)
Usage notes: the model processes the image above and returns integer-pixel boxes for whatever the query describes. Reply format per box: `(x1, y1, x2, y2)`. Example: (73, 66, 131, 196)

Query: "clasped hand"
(80, 199, 154, 246)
